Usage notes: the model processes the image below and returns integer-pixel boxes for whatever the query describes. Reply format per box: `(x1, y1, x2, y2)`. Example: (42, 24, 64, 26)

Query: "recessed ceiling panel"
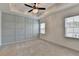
(9, 3, 55, 16)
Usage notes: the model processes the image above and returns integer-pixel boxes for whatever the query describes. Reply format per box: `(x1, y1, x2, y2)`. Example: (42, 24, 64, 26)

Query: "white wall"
(0, 3, 9, 11)
(0, 12, 1, 46)
(40, 4, 79, 51)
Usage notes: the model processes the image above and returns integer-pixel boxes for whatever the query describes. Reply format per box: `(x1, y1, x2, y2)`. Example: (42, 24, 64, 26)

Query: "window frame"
(40, 22, 46, 34)
(64, 15, 79, 39)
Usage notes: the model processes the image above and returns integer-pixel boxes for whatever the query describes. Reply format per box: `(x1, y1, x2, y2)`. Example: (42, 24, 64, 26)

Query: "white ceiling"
(9, 3, 78, 19)
(9, 3, 55, 16)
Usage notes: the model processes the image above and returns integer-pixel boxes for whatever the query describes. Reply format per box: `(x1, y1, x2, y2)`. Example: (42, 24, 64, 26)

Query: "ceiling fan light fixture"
(24, 3, 46, 13)
(32, 9, 38, 14)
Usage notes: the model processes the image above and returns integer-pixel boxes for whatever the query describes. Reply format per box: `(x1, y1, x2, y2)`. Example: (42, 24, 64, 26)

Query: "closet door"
(25, 17, 33, 40)
(16, 16, 25, 42)
(2, 12, 16, 44)
(25, 17, 39, 40)
(33, 19, 39, 38)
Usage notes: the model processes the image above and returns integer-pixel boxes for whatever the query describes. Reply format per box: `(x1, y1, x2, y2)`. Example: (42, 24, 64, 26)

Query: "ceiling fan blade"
(38, 8, 46, 10)
(28, 9, 33, 12)
(24, 4, 33, 8)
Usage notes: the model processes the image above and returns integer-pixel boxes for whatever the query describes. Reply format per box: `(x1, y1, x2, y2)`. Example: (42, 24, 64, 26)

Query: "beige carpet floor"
(0, 39, 79, 56)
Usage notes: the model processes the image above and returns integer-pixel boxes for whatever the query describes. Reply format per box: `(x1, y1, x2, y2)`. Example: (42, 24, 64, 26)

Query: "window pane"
(65, 15, 79, 39)
(40, 23, 45, 34)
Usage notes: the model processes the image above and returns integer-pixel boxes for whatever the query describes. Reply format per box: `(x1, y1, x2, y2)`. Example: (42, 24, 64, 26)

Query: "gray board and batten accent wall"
(0, 11, 39, 46)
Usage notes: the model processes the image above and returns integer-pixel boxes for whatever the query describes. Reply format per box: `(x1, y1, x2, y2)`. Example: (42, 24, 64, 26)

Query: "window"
(40, 23, 45, 34)
(65, 15, 79, 39)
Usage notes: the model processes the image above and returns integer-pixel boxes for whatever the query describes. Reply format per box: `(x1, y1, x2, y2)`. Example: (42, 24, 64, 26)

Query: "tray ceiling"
(9, 3, 55, 16)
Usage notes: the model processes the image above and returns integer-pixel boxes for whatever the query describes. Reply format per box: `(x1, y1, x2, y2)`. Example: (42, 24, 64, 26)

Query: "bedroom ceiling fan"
(24, 3, 46, 14)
